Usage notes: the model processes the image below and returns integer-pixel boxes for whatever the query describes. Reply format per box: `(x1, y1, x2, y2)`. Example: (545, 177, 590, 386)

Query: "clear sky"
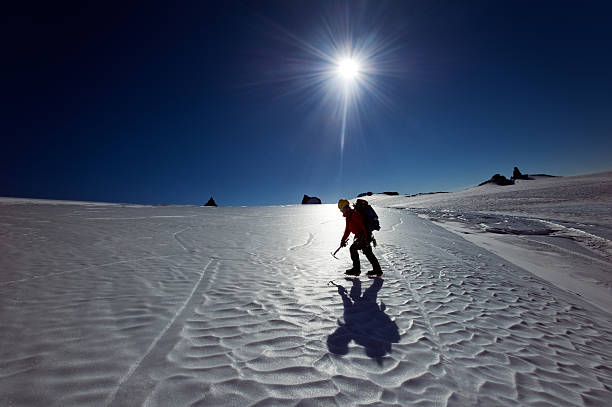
(2, 1, 611, 206)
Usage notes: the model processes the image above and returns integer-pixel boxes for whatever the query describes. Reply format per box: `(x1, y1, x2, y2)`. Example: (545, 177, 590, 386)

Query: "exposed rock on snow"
(511, 166, 530, 180)
(479, 173, 515, 186)
(477, 167, 552, 186)
(301, 194, 322, 204)
(405, 191, 448, 198)
(358, 191, 397, 197)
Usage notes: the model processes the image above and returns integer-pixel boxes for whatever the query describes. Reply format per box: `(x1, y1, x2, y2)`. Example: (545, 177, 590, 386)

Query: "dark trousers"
(350, 237, 381, 271)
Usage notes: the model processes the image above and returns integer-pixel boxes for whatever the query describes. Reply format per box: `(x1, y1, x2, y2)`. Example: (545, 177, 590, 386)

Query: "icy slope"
(363, 171, 612, 313)
(364, 171, 612, 226)
(1, 202, 612, 406)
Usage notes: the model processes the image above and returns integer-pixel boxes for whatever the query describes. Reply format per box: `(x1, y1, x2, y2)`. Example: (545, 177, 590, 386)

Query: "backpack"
(354, 199, 380, 234)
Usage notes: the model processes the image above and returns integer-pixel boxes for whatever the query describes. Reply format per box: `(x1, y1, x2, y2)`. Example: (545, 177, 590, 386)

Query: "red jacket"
(342, 210, 368, 242)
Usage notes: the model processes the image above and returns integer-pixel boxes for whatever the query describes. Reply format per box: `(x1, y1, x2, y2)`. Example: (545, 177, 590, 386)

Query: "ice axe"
(328, 280, 347, 294)
(331, 245, 343, 259)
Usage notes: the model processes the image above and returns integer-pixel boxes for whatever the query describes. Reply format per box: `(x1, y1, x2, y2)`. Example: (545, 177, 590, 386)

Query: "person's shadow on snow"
(327, 278, 400, 364)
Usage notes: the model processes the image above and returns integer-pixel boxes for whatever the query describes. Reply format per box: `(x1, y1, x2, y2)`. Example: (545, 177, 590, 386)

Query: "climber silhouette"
(327, 278, 400, 364)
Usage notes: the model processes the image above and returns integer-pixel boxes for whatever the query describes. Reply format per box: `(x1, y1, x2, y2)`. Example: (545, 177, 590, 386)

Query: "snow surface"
(363, 171, 612, 314)
(1, 172, 612, 406)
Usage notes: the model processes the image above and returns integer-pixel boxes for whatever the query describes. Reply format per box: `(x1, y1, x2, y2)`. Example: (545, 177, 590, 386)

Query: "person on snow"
(338, 199, 382, 277)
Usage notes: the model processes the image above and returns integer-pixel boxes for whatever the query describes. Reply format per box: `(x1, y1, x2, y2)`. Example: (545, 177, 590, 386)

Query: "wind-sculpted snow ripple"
(2, 203, 612, 406)
(377, 210, 612, 406)
(143, 257, 339, 406)
(123, 207, 612, 406)
(0, 253, 212, 406)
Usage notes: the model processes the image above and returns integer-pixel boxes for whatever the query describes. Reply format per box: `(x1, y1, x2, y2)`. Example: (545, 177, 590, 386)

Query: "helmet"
(337, 199, 350, 211)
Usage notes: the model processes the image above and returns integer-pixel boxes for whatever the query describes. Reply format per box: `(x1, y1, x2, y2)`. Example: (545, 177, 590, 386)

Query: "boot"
(367, 268, 383, 278)
(345, 267, 361, 276)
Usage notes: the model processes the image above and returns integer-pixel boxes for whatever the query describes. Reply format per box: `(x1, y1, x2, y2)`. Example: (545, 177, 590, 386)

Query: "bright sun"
(337, 58, 359, 80)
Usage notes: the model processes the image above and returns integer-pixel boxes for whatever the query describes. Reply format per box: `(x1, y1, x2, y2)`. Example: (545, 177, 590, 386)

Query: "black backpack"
(354, 199, 380, 234)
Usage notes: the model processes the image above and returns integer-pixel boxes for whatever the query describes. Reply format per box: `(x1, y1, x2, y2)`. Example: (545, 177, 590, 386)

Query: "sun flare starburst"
(337, 58, 360, 80)
(256, 5, 405, 175)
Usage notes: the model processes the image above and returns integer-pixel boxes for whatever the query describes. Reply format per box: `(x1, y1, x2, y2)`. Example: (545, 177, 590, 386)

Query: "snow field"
(1, 202, 611, 406)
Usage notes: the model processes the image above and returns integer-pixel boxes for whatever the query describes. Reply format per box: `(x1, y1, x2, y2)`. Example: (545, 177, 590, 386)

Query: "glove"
(340, 239, 348, 247)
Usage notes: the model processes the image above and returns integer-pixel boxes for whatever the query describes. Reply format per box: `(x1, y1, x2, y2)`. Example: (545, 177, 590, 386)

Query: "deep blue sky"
(2, 1, 611, 206)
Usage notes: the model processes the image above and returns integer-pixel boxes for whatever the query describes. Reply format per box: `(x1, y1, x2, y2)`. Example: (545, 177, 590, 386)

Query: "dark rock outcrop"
(302, 195, 322, 204)
(356, 191, 398, 197)
(406, 191, 448, 198)
(204, 197, 217, 207)
(479, 174, 515, 186)
(511, 166, 530, 180)
(479, 167, 556, 187)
